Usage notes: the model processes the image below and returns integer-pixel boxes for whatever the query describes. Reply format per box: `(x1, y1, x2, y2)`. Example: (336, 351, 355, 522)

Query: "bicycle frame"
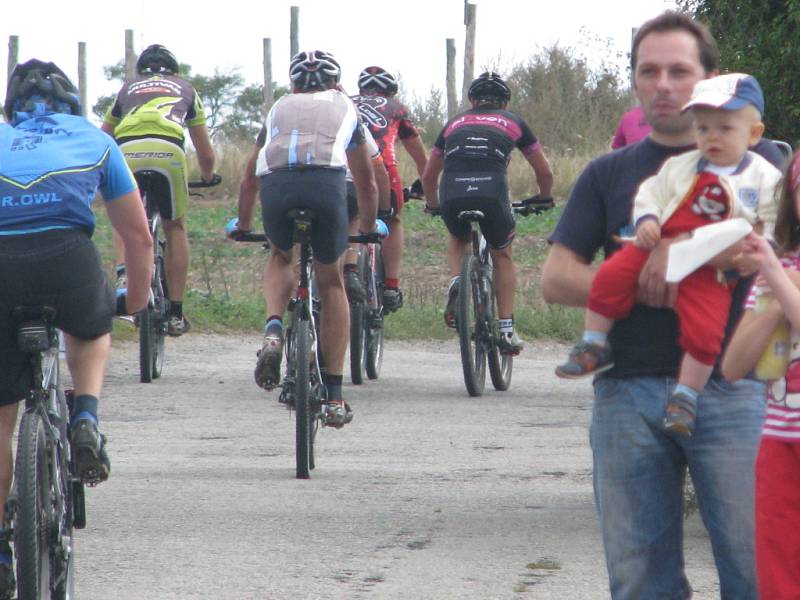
(9, 307, 81, 598)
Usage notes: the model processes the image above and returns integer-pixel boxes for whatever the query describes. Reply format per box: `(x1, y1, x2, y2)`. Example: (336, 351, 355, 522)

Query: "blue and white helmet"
(4, 59, 81, 125)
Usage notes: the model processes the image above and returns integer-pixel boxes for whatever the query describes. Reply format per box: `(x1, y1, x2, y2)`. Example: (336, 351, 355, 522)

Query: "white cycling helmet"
(289, 50, 341, 92)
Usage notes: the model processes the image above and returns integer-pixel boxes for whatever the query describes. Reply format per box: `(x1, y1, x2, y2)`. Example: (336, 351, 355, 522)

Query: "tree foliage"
(679, 0, 800, 144)
(507, 44, 629, 153)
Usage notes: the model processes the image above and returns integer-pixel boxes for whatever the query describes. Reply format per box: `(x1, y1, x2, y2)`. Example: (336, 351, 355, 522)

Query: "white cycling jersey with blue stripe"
(255, 89, 364, 175)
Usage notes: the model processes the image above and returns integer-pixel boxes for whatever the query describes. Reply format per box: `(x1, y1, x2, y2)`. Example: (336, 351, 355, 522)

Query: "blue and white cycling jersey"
(0, 112, 137, 236)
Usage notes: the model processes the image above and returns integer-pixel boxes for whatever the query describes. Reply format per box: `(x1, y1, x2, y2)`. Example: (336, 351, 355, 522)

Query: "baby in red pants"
(556, 73, 781, 436)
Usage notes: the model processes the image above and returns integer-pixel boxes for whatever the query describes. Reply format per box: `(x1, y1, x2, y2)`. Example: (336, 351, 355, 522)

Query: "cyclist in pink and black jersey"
(352, 66, 428, 312)
(422, 72, 553, 354)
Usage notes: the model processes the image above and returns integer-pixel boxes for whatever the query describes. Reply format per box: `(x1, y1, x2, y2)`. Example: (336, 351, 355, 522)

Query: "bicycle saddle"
(458, 210, 485, 222)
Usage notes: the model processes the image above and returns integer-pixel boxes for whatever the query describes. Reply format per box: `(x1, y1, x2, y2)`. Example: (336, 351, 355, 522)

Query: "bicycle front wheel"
(349, 301, 367, 385)
(486, 276, 513, 391)
(458, 254, 486, 396)
(14, 412, 52, 600)
(293, 317, 313, 479)
(366, 246, 385, 380)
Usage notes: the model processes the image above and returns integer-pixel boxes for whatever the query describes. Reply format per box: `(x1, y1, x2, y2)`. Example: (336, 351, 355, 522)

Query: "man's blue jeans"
(591, 376, 765, 600)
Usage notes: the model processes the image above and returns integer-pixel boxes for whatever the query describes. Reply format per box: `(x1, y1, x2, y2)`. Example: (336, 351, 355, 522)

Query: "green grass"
(95, 174, 583, 343)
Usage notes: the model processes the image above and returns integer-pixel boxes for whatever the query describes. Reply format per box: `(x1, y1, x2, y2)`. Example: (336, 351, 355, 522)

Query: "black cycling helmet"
(357, 66, 398, 95)
(289, 50, 341, 92)
(4, 59, 81, 125)
(468, 71, 511, 104)
(137, 44, 179, 75)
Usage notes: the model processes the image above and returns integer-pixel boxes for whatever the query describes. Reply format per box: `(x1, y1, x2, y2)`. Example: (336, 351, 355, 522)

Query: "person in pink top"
(723, 151, 800, 599)
(611, 105, 652, 148)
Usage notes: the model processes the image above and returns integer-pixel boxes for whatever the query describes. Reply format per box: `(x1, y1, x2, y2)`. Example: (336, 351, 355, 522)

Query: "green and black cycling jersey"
(103, 74, 206, 143)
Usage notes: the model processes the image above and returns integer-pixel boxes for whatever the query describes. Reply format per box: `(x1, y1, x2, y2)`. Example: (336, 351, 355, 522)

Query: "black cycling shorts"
(439, 171, 515, 249)
(0, 229, 115, 406)
(260, 168, 349, 264)
(346, 180, 358, 220)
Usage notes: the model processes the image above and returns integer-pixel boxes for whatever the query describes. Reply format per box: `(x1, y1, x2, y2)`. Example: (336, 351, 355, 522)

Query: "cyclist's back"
(252, 50, 378, 429)
(0, 59, 153, 597)
(104, 72, 204, 142)
(434, 106, 542, 173)
(101, 43, 216, 336)
(422, 71, 553, 354)
(257, 89, 360, 173)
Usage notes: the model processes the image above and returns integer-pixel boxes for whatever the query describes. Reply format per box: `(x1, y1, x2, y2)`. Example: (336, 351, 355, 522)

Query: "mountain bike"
(132, 173, 221, 383)
(348, 234, 385, 384)
(431, 196, 553, 396)
(6, 306, 85, 600)
(230, 217, 384, 478)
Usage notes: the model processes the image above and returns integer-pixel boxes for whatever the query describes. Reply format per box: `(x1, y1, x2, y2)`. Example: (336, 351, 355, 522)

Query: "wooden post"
(78, 42, 88, 116)
(446, 39, 457, 119)
(461, 2, 476, 109)
(290, 6, 299, 58)
(125, 29, 136, 80)
(7, 35, 19, 83)
(263, 38, 274, 114)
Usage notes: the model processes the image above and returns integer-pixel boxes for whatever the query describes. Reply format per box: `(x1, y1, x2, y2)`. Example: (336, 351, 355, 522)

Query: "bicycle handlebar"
(229, 230, 268, 243)
(348, 232, 385, 244)
(188, 173, 222, 188)
(424, 194, 554, 218)
(229, 231, 384, 245)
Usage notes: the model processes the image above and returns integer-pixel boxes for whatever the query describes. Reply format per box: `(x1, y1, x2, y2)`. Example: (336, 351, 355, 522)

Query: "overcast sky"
(2, 0, 676, 114)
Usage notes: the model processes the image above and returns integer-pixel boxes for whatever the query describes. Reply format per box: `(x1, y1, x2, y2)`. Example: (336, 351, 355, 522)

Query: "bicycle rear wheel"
(486, 275, 513, 391)
(294, 317, 313, 479)
(14, 412, 51, 600)
(366, 246, 385, 380)
(349, 254, 368, 385)
(458, 254, 486, 396)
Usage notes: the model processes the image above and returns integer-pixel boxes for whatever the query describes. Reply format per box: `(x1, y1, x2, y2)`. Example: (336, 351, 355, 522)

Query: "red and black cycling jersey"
(432, 107, 541, 172)
(351, 94, 419, 169)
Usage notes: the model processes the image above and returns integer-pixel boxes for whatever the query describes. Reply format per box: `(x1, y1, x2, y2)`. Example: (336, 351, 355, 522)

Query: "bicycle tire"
(458, 254, 486, 396)
(366, 246, 385, 380)
(349, 300, 367, 385)
(14, 412, 51, 600)
(486, 272, 513, 391)
(138, 306, 155, 383)
(151, 249, 168, 379)
(294, 317, 313, 479)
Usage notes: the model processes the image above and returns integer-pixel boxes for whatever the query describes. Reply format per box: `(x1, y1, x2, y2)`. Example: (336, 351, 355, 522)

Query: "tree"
(679, 0, 800, 144)
(507, 44, 629, 153)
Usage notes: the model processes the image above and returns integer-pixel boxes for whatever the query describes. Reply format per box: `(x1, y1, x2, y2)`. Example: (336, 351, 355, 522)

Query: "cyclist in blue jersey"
(0, 59, 152, 597)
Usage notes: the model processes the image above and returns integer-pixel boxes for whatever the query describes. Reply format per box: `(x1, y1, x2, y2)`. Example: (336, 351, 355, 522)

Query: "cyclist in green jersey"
(101, 44, 216, 336)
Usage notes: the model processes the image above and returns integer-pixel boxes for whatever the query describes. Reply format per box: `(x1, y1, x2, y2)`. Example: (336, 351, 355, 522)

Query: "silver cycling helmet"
(289, 50, 341, 92)
(357, 66, 398, 95)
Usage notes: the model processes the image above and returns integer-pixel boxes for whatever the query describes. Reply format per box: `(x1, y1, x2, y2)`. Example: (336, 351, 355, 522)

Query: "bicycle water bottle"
(754, 288, 791, 381)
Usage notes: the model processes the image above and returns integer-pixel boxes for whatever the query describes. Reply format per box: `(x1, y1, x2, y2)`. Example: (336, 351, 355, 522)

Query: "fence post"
(290, 6, 299, 58)
(460, 2, 476, 109)
(446, 38, 457, 119)
(78, 42, 88, 116)
(7, 35, 19, 84)
(263, 38, 274, 115)
(125, 29, 136, 80)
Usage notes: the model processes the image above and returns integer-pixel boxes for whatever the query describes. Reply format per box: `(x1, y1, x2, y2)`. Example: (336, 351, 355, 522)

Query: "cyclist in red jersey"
(352, 66, 428, 312)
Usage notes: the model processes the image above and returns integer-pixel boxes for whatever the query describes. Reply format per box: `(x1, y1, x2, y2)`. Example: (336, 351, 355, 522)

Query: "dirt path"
(71, 335, 722, 599)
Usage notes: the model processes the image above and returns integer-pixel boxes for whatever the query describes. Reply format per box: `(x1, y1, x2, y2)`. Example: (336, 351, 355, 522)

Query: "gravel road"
(69, 334, 724, 599)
